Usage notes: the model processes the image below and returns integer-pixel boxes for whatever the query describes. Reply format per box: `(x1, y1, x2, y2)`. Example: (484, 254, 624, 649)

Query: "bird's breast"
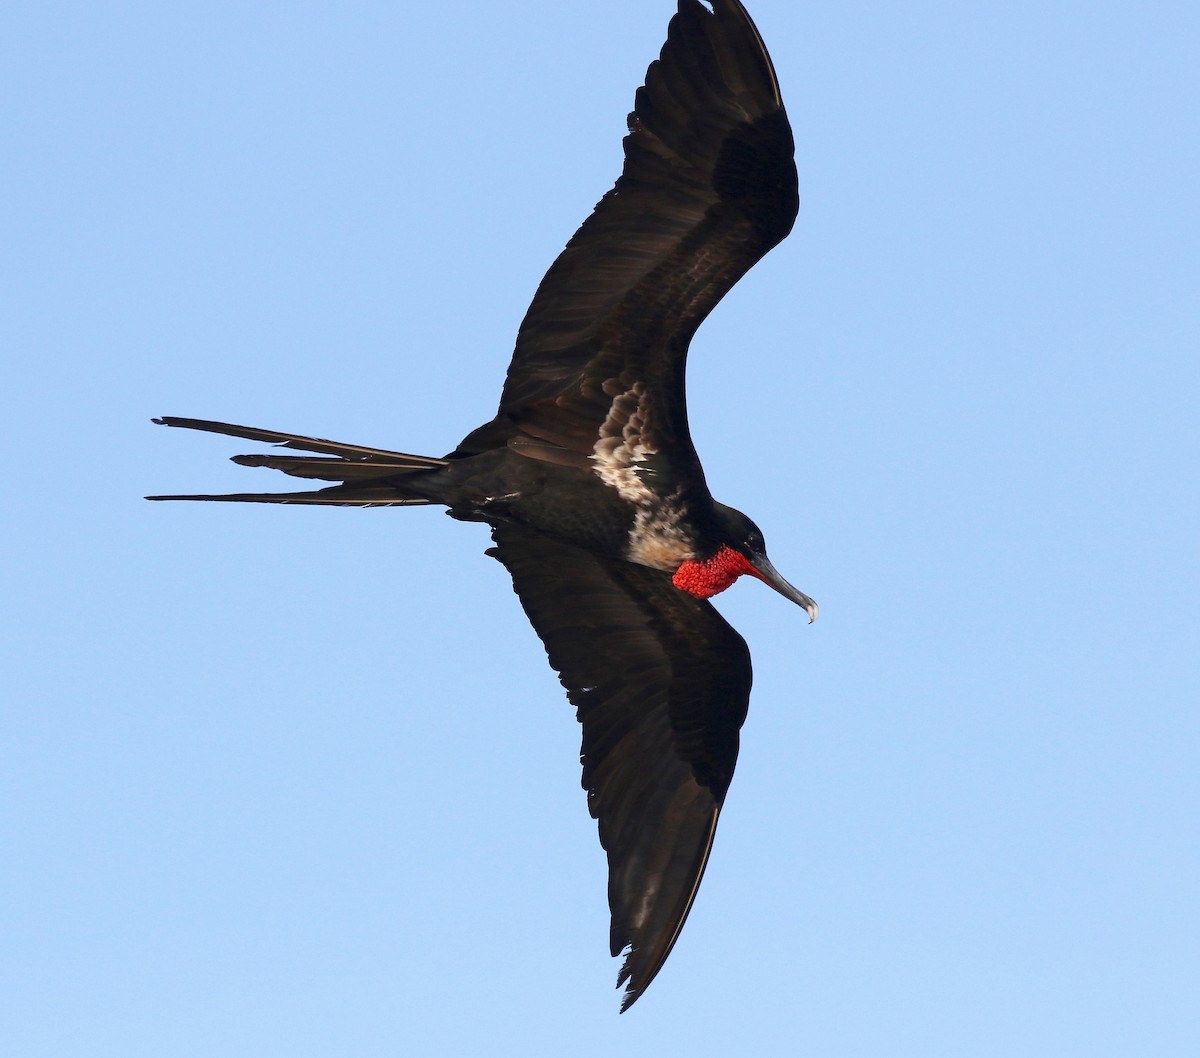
(624, 498, 697, 572)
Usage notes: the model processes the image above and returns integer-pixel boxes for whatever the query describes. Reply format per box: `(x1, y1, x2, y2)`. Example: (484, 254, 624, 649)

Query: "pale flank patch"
(591, 381, 657, 504)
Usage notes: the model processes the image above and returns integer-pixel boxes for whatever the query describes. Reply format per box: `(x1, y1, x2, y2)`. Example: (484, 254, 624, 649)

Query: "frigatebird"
(149, 0, 816, 1010)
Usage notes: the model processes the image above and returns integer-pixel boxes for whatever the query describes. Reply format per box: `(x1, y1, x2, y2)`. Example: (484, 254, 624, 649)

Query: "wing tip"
(606, 802, 722, 1012)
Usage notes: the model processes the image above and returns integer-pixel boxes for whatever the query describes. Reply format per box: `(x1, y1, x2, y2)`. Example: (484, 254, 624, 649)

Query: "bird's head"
(671, 503, 818, 622)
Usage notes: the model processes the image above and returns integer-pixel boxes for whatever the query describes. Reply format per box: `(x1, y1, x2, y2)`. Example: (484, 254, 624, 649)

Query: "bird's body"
(151, 0, 816, 1010)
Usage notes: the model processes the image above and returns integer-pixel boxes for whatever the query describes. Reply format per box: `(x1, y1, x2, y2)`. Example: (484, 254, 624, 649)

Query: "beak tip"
(748, 553, 818, 623)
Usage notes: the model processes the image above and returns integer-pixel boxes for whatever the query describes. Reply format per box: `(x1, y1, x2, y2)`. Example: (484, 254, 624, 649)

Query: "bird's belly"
(510, 473, 697, 573)
(510, 485, 635, 558)
(445, 453, 698, 571)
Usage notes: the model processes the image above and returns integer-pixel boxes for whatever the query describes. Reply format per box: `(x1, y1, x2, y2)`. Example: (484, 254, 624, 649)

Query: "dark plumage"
(150, 0, 816, 1010)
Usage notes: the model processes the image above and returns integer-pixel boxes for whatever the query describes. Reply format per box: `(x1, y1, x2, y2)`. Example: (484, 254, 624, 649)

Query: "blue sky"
(3, 1, 1198, 1053)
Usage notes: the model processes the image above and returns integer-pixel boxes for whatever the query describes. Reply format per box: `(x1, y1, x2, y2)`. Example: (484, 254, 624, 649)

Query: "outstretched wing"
(487, 522, 752, 1011)
(456, 0, 797, 460)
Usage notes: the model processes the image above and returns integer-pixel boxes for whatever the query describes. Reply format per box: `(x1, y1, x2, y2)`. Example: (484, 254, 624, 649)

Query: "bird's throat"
(672, 545, 757, 599)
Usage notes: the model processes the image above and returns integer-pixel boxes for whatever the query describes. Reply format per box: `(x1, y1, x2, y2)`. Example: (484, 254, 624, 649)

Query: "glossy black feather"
(487, 523, 750, 1011)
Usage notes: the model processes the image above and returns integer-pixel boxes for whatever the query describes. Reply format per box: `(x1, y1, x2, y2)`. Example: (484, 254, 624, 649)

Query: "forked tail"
(146, 417, 448, 506)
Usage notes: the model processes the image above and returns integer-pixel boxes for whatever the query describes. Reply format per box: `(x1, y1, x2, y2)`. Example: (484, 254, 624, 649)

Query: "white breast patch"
(627, 498, 696, 571)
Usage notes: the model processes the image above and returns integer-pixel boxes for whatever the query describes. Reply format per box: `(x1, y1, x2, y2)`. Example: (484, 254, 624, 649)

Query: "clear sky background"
(3, 1, 1197, 1054)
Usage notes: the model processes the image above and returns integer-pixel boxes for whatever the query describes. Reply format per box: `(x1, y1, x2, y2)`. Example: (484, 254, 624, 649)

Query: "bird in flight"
(150, 0, 816, 1011)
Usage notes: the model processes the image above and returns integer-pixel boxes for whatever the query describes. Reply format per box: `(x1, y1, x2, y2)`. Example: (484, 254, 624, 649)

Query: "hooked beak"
(747, 553, 819, 624)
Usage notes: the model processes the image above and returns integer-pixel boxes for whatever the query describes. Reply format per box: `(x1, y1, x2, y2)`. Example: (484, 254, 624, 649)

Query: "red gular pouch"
(672, 545, 760, 599)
